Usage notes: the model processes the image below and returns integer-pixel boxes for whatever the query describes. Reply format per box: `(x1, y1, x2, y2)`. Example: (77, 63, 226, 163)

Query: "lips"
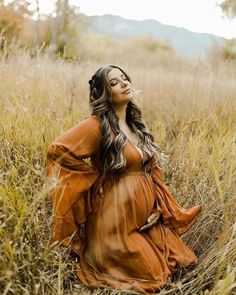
(122, 89, 132, 94)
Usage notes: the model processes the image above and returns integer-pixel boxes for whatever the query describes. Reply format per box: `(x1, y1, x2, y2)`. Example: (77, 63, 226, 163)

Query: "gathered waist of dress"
(98, 170, 152, 188)
(121, 170, 151, 177)
(104, 170, 152, 179)
(93, 170, 152, 197)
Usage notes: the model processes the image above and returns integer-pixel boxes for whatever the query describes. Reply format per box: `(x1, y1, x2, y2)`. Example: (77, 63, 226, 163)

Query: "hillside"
(87, 14, 226, 58)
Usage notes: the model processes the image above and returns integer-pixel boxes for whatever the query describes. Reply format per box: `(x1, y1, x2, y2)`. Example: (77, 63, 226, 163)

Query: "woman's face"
(107, 68, 133, 107)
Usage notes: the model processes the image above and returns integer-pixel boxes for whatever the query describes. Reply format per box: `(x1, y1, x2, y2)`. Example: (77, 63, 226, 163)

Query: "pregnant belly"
(93, 173, 156, 233)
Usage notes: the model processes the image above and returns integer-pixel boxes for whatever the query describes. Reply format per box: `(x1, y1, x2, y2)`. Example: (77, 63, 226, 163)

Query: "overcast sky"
(36, 0, 236, 39)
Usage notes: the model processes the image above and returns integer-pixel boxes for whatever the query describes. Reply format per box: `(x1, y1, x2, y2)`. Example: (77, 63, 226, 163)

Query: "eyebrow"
(109, 74, 126, 82)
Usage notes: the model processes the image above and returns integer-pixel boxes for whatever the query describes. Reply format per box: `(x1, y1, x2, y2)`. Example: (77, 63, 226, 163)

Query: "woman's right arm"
(46, 116, 102, 250)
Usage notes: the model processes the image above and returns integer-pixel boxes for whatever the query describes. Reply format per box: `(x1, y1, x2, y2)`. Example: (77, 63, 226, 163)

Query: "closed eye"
(110, 81, 117, 87)
(109, 75, 129, 87)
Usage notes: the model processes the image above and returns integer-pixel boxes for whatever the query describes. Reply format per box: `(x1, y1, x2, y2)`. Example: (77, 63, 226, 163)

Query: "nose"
(121, 79, 128, 87)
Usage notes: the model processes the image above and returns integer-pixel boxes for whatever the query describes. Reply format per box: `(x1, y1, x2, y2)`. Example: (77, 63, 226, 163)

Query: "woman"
(46, 65, 202, 294)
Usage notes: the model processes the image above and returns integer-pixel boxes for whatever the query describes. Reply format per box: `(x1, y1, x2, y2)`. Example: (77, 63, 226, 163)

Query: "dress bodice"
(123, 139, 146, 172)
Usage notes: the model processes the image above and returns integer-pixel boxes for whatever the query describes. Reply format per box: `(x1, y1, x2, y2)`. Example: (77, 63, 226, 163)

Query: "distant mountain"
(87, 14, 226, 58)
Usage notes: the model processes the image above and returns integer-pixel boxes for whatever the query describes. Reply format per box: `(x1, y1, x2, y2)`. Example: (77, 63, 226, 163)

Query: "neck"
(114, 104, 127, 122)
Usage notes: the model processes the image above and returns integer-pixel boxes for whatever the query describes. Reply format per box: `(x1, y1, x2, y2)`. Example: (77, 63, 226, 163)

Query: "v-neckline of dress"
(120, 131, 144, 161)
(126, 137, 144, 161)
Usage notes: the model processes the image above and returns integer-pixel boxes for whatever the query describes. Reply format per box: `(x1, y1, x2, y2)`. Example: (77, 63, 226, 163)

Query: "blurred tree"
(34, 0, 40, 46)
(47, 0, 80, 58)
(222, 39, 236, 59)
(217, 0, 236, 61)
(220, 0, 236, 18)
(0, 0, 32, 41)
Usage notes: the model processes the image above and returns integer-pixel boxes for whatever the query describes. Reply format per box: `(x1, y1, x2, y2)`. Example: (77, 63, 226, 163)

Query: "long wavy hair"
(88, 65, 162, 179)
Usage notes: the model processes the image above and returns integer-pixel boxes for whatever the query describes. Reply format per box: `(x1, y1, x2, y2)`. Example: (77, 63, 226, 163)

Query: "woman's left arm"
(149, 155, 202, 235)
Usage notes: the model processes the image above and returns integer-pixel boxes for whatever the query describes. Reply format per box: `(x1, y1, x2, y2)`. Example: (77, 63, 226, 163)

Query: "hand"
(139, 211, 160, 232)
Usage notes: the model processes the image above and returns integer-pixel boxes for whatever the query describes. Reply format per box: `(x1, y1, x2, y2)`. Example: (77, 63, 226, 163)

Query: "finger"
(147, 216, 156, 223)
(146, 220, 155, 228)
(141, 219, 158, 231)
(155, 212, 161, 219)
(140, 213, 161, 231)
(153, 217, 159, 223)
(139, 224, 146, 231)
(147, 215, 155, 223)
(148, 212, 160, 223)
(150, 216, 160, 224)
(140, 224, 152, 231)
(139, 226, 146, 231)
(147, 217, 152, 223)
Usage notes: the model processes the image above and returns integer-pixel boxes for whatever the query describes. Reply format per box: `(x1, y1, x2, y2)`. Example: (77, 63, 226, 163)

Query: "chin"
(126, 93, 134, 100)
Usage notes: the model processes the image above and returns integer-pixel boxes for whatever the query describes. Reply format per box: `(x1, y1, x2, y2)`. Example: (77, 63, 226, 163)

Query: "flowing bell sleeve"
(46, 116, 101, 251)
(150, 156, 202, 236)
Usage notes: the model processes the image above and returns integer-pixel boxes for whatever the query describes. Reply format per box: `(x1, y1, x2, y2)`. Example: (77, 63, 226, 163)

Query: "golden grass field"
(0, 46, 236, 294)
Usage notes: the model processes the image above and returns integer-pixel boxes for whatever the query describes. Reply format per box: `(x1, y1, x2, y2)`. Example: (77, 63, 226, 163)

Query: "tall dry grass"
(0, 45, 236, 295)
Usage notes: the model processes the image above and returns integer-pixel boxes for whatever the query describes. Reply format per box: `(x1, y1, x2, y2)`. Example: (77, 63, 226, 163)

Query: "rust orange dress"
(46, 115, 202, 294)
